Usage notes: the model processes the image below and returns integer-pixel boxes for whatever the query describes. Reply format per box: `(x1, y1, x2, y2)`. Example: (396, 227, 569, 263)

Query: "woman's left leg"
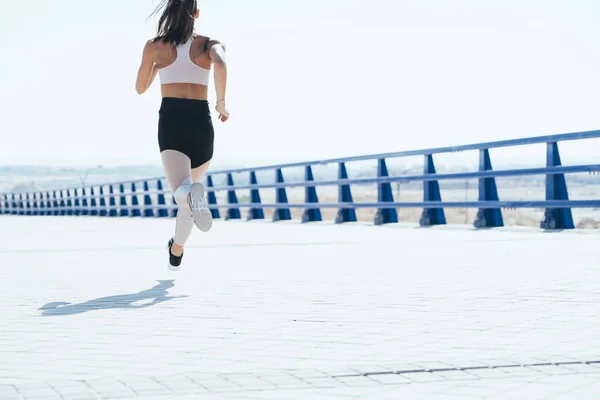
(192, 159, 211, 183)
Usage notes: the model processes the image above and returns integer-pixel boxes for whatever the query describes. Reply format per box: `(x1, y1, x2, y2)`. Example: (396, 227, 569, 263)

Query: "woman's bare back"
(153, 35, 214, 100)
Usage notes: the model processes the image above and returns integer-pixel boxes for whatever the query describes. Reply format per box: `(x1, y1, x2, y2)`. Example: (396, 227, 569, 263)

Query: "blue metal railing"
(2, 130, 599, 229)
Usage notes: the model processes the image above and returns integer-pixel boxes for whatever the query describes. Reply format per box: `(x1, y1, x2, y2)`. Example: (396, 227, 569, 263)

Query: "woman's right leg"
(161, 149, 194, 255)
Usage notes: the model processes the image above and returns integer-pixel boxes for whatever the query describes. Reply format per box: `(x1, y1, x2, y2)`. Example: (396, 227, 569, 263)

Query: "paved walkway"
(1, 216, 599, 399)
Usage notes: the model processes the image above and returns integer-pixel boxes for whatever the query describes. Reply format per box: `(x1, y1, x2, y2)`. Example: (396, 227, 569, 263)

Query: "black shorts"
(158, 97, 215, 168)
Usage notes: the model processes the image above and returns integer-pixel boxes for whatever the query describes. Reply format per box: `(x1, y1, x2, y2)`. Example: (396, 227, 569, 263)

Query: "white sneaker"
(189, 182, 213, 232)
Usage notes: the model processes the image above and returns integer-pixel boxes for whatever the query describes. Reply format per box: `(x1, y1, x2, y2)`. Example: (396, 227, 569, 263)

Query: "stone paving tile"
(286, 369, 329, 379)
(332, 375, 380, 387)
(184, 374, 242, 393)
(401, 372, 448, 383)
(367, 373, 413, 385)
(560, 363, 600, 375)
(154, 375, 210, 395)
(85, 378, 137, 399)
(300, 376, 346, 389)
(256, 376, 313, 390)
(12, 384, 60, 400)
(0, 385, 21, 400)
(48, 381, 99, 400)
(432, 370, 481, 381)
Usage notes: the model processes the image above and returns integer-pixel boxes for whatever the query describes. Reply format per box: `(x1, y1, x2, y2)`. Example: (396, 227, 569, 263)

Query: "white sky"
(0, 0, 599, 168)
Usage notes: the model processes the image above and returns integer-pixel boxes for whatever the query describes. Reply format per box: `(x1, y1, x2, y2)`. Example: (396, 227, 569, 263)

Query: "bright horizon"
(1, 0, 599, 169)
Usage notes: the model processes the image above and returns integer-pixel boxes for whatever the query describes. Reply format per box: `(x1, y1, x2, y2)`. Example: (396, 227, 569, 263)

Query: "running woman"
(135, 0, 229, 271)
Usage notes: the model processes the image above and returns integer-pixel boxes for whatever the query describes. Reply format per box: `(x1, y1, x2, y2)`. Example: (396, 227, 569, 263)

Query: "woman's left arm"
(136, 41, 157, 95)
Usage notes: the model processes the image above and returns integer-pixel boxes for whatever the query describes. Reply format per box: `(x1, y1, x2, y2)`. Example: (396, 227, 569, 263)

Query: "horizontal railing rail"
(2, 130, 599, 230)
(189, 129, 600, 176)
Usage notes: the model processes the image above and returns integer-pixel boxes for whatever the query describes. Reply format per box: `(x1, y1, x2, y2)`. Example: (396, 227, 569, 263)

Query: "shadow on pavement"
(39, 280, 187, 316)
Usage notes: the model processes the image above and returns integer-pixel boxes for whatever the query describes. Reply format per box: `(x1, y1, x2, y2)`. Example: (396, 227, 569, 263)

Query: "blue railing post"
(51, 191, 59, 216)
(374, 158, 398, 225)
(33, 193, 38, 215)
(131, 183, 141, 217)
(225, 173, 241, 220)
(143, 181, 154, 217)
(74, 189, 82, 216)
(3, 194, 8, 215)
(33, 193, 39, 215)
(57, 189, 67, 215)
(37, 193, 43, 215)
(66, 190, 74, 216)
(419, 155, 446, 226)
(33, 192, 42, 215)
(302, 165, 322, 223)
(541, 142, 574, 230)
(31, 193, 39, 216)
(8, 194, 13, 215)
(99, 186, 108, 217)
(16, 194, 22, 215)
(273, 168, 291, 222)
(58, 189, 67, 215)
(32, 192, 42, 215)
(156, 180, 169, 218)
(44, 192, 51, 215)
(11, 194, 18, 215)
(109, 185, 118, 217)
(81, 188, 90, 216)
(247, 171, 265, 221)
(45, 193, 51, 216)
(335, 162, 357, 223)
(119, 184, 129, 217)
(42, 192, 52, 215)
(474, 149, 504, 228)
(90, 187, 98, 216)
(64, 190, 71, 216)
(38, 192, 44, 215)
(40, 192, 46, 215)
(59, 191, 66, 216)
(24, 193, 32, 216)
(206, 176, 220, 219)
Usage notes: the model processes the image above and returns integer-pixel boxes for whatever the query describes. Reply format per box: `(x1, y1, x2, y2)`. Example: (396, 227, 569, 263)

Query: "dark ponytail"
(150, 0, 198, 45)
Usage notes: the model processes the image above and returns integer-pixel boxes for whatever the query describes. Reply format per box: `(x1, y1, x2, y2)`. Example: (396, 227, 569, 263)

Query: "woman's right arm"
(209, 42, 229, 122)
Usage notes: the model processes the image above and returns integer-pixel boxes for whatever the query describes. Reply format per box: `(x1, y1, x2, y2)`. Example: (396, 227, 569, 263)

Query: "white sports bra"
(158, 36, 210, 86)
